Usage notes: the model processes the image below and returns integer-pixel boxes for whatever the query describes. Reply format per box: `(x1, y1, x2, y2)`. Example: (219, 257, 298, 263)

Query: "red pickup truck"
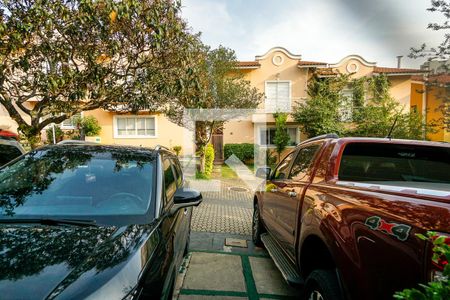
(253, 135, 450, 300)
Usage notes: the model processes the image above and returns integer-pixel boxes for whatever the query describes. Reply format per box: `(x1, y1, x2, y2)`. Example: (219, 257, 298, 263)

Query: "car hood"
(0, 223, 159, 300)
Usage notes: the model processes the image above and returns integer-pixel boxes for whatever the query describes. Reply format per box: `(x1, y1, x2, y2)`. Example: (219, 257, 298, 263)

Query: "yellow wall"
(84, 109, 193, 154)
(389, 76, 412, 112)
(410, 82, 424, 114)
(410, 80, 449, 142)
(223, 119, 255, 144)
(332, 56, 374, 79)
(425, 85, 447, 142)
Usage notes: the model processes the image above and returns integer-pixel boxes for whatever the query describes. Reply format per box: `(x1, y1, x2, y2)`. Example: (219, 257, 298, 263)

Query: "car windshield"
(338, 142, 450, 191)
(0, 145, 155, 224)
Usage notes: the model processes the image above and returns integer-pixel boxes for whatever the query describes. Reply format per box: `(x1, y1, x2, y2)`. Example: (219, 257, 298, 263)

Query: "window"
(289, 144, 320, 181)
(0, 148, 155, 221)
(170, 157, 183, 187)
(61, 113, 81, 129)
(114, 116, 156, 138)
(273, 151, 295, 180)
(163, 158, 177, 202)
(265, 81, 291, 112)
(338, 143, 450, 189)
(260, 127, 298, 146)
(340, 88, 353, 122)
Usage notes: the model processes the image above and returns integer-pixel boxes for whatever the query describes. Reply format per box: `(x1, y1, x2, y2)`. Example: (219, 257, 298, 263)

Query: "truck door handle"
(288, 191, 297, 197)
(271, 188, 278, 193)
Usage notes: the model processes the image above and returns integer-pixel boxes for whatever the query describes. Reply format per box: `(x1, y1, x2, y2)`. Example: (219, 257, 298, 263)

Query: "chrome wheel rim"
(308, 290, 324, 300)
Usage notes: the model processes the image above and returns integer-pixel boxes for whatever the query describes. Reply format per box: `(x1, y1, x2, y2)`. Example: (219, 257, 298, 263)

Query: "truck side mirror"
(256, 167, 271, 179)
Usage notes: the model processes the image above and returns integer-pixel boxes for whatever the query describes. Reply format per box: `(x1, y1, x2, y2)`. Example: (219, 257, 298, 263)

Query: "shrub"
(195, 171, 209, 180)
(74, 116, 101, 137)
(46, 125, 63, 144)
(224, 143, 254, 162)
(204, 143, 215, 177)
(172, 145, 182, 156)
(254, 146, 277, 169)
(273, 112, 290, 161)
(394, 232, 449, 299)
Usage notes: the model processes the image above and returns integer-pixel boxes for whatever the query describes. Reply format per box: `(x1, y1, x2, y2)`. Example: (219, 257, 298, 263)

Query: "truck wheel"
(252, 203, 265, 247)
(303, 270, 343, 300)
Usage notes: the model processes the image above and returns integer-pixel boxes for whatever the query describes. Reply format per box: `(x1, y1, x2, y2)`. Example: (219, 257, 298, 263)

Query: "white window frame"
(257, 125, 299, 147)
(340, 88, 354, 122)
(264, 80, 292, 113)
(113, 115, 158, 139)
(60, 112, 83, 130)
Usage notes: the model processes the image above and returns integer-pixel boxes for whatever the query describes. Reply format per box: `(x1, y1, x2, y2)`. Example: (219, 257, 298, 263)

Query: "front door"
(211, 133, 224, 163)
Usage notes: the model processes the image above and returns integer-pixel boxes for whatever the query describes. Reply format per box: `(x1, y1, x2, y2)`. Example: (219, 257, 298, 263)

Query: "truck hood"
(0, 223, 156, 299)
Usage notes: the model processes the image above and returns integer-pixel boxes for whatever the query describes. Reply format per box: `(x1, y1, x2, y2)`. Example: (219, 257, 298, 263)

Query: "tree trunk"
(195, 121, 209, 174)
(197, 145, 206, 174)
(22, 126, 42, 149)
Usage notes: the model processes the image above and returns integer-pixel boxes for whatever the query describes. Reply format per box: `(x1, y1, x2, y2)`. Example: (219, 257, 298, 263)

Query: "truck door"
(271, 144, 322, 259)
(263, 151, 296, 239)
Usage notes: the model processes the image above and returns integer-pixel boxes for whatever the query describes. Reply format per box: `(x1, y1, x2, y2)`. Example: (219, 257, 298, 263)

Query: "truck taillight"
(428, 235, 449, 282)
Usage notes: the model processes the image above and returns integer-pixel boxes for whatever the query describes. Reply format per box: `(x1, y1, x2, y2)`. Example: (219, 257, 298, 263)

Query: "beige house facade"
(0, 47, 426, 156)
(222, 47, 425, 155)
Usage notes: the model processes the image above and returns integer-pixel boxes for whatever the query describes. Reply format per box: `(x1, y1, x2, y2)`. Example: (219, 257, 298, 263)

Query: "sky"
(181, 0, 446, 69)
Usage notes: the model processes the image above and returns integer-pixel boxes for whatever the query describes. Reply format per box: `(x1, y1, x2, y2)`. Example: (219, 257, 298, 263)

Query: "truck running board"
(260, 233, 304, 286)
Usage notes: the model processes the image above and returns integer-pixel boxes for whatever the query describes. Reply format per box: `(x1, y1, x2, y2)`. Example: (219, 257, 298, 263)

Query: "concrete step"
(261, 233, 304, 286)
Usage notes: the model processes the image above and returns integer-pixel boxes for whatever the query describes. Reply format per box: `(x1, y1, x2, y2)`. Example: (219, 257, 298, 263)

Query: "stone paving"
(189, 178, 254, 235)
(173, 169, 299, 299)
(173, 232, 298, 300)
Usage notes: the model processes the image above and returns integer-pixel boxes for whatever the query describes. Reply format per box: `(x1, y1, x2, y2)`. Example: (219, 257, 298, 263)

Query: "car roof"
(299, 135, 450, 148)
(36, 143, 179, 158)
(336, 137, 450, 148)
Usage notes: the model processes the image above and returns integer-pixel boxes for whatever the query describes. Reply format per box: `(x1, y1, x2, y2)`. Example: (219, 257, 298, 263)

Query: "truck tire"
(303, 269, 343, 300)
(252, 203, 265, 247)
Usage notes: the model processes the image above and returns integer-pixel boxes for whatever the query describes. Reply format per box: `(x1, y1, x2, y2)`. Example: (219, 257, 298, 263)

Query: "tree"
(292, 74, 349, 137)
(0, 0, 199, 148)
(350, 75, 433, 139)
(73, 115, 101, 139)
(410, 0, 449, 131)
(273, 112, 290, 161)
(293, 73, 432, 139)
(165, 45, 263, 174)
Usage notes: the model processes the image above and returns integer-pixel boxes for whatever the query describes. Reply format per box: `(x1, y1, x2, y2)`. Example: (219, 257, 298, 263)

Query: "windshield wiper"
(0, 218, 98, 227)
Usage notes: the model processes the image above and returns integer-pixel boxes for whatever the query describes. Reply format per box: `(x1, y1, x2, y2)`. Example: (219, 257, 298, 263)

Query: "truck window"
(273, 151, 295, 180)
(338, 143, 450, 189)
(289, 144, 320, 181)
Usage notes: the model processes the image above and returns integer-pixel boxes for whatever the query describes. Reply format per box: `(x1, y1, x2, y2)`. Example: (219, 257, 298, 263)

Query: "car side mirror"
(256, 167, 271, 179)
(170, 187, 202, 215)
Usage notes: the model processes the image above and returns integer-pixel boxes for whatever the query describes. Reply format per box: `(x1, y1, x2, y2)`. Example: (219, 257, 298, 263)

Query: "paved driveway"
(174, 177, 299, 299)
(189, 178, 253, 235)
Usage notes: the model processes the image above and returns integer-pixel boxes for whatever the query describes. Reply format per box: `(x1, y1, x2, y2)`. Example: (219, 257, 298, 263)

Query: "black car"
(0, 144, 201, 299)
(0, 135, 25, 167)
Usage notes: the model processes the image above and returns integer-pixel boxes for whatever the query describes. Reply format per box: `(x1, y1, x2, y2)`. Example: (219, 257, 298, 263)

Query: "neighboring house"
(411, 73, 450, 142)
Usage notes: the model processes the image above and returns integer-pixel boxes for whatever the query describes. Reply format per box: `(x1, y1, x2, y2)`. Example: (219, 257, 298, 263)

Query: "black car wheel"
(252, 203, 265, 247)
(303, 270, 343, 300)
